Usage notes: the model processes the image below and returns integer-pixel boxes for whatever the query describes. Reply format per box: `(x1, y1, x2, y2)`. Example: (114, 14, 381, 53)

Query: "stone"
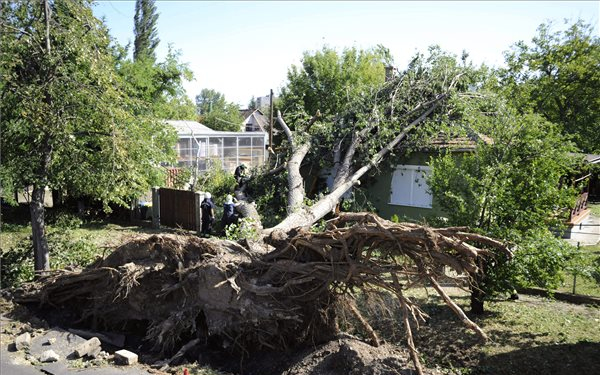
(114, 349, 138, 365)
(40, 349, 60, 363)
(44, 338, 56, 346)
(15, 332, 31, 351)
(73, 337, 102, 358)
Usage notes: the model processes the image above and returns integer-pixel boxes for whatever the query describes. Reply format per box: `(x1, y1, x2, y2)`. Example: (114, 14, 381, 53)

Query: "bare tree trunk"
(30, 186, 50, 274)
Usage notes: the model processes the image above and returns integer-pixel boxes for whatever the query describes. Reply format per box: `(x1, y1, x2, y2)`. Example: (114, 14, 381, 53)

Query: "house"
(364, 132, 492, 222)
(166, 120, 268, 174)
(240, 109, 270, 132)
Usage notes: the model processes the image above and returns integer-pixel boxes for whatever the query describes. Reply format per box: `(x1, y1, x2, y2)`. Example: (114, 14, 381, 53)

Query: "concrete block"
(114, 349, 138, 365)
(15, 332, 31, 350)
(73, 337, 102, 358)
(40, 349, 60, 362)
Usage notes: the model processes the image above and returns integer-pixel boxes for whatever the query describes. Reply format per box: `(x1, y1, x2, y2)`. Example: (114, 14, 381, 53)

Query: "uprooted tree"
(14, 47, 512, 374)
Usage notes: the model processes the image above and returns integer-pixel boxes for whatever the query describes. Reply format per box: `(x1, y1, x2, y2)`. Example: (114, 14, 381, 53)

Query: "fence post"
(151, 187, 160, 229)
(195, 192, 202, 235)
(573, 242, 581, 294)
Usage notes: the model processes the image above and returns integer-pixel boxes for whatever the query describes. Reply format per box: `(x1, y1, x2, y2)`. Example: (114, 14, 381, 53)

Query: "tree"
(500, 20, 600, 153)
(0, 0, 176, 273)
(427, 93, 578, 313)
(195, 88, 243, 131)
(133, 0, 159, 62)
(116, 45, 196, 120)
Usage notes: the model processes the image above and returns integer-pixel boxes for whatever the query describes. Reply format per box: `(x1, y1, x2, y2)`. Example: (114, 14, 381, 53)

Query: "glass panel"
(238, 146, 251, 157)
(252, 137, 264, 147)
(223, 158, 237, 172)
(224, 147, 237, 158)
(209, 137, 222, 146)
(251, 149, 264, 159)
(224, 137, 236, 147)
(238, 137, 251, 146)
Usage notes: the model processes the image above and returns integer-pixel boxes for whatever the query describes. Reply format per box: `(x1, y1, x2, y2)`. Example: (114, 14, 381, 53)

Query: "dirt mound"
(267, 336, 439, 375)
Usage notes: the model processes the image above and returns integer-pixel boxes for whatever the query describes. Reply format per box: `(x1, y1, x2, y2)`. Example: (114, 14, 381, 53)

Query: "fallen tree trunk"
(14, 212, 510, 375)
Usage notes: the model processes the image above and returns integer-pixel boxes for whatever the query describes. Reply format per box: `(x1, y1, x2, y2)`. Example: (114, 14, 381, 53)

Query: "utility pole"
(269, 89, 274, 160)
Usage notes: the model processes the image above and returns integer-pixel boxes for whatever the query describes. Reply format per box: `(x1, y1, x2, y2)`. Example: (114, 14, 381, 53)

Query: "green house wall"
(364, 152, 446, 222)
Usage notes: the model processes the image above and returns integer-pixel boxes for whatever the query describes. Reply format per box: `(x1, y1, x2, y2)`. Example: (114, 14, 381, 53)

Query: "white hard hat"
(205, 192, 211, 199)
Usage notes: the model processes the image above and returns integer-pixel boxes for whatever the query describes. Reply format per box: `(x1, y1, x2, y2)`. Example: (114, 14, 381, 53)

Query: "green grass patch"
(589, 203, 600, 217)
(0, 220, 161, 288)
(355, 287, 600, 374)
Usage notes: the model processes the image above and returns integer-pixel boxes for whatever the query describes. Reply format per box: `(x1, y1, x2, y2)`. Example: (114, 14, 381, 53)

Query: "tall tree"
(500, 20, 600, 153)
(195, 88, 243, 131)
(133, 0, 159, 62)
(427, 93, 578, 312)
(117, 46, 196, 120)
(0, 0, 176, 273)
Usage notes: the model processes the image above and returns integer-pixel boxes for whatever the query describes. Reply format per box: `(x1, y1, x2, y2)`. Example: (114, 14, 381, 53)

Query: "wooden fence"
(158, 188, 200, 231)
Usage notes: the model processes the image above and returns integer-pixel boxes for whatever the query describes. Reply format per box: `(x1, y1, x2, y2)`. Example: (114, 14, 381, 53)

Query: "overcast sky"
(93, 1, 599, 107)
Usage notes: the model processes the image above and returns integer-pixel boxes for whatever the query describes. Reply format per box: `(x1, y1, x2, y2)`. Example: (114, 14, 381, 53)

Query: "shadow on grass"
(473, 341, 600, 375)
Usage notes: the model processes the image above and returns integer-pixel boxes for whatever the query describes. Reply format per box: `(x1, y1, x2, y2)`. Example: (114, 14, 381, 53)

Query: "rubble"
(73, 337, 102, 358)
(39, 349, 60, 362)
(114, 349, 139, 365)
(15, 332, 31, 351)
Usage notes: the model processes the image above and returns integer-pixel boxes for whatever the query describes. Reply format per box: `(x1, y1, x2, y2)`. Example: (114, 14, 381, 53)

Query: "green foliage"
(499, 19, 600, 153)
(193, 160, 237, 199)
(225, 218, 260, 241)
(247, 168, 289, 228)
(428, 93, 579, 296)
(0, 0, 177, 209)
(280, 45, 388, 118)
(46, 231, 101, 270)
(133, 0, 159, 62)
(48, 211, 83, 230)
(195, 89, 243, 131)
(0, 240, 35, 288)
(116, 46, 196, 120)
(0, 228, 101, 288)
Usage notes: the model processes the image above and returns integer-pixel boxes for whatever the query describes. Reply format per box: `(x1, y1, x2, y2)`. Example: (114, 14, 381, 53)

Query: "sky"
(93, 1, 600, 108)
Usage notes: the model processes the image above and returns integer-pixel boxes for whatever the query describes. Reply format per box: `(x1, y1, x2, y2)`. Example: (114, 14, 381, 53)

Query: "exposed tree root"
(13, 213, 510, 374)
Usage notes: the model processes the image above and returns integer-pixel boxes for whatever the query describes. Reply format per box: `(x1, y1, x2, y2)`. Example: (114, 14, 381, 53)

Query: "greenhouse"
(166, 120, 268, 173)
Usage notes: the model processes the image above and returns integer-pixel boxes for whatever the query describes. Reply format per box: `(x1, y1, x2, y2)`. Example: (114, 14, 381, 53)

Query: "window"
(389, 165, 432, 208)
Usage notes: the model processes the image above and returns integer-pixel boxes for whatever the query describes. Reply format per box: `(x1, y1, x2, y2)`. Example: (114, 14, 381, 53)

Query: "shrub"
(0, 239, 35, 288)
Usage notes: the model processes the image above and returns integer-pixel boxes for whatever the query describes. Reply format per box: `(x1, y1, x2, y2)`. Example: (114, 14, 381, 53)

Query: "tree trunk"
(30, 186, 50, 274)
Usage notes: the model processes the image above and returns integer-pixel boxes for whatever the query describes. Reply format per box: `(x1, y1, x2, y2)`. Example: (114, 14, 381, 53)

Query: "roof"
(585, 154, 600, 164)
(241, 109, 271, 132)
(568, 153, 600, 165)
(165, 119, 267, 138)
(165, 120, 215, 136)
(426, 131, 493, 151)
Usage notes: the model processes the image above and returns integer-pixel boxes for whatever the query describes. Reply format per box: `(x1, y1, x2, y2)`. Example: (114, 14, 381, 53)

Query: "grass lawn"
(357, 287, 600, 374)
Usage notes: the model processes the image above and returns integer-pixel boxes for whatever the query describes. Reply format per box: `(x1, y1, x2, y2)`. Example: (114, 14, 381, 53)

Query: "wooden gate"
(159, 188, 198, 230)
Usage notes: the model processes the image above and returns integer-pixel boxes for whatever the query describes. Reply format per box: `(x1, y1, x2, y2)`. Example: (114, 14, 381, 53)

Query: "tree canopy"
(195, 88, 243, 131)
(500, 20, 600, 153)
(427, 90, 578, 308)
(115, 45, 196, 120)
(0, 0, 177, 270)
(133, 0, 159, 62)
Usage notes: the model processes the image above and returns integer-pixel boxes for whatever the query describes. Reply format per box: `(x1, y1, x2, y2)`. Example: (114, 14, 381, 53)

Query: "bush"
(0, 239, 35, 288)
(49, 211, 83, 230)
(47, 231, 101, 270)
(225, 218, 260, 241)
(193, 159, 237, 201)
(0, 230, 102, 288)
